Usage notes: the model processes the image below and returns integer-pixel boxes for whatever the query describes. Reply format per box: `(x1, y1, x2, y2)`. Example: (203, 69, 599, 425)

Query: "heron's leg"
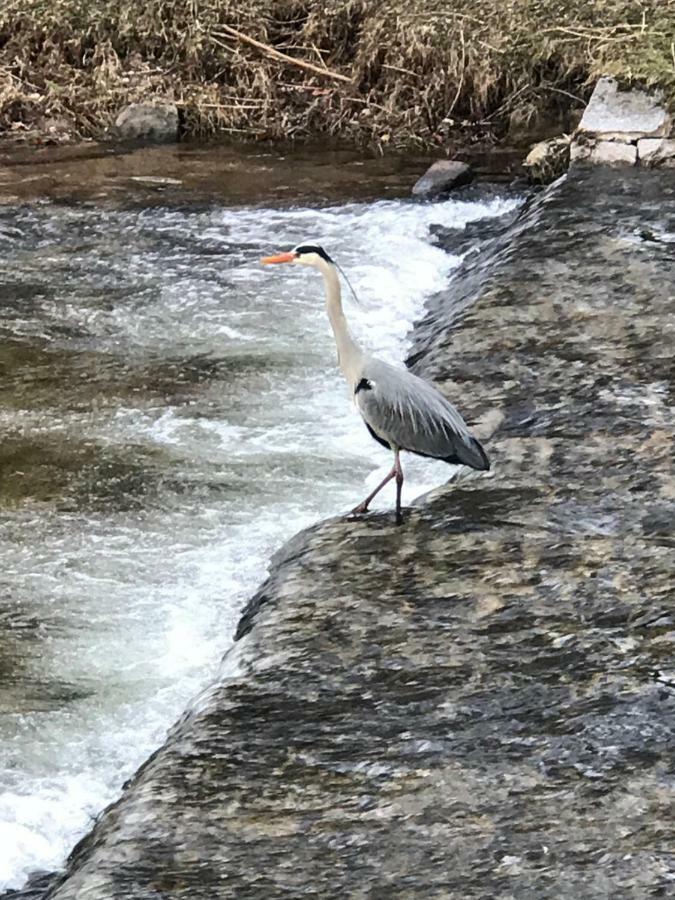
(350, 464, 397, 515)
(394, 449, 404, 526)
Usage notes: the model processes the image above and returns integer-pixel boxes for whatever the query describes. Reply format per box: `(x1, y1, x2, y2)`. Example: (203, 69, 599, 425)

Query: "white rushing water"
(0, 190, 517, 888)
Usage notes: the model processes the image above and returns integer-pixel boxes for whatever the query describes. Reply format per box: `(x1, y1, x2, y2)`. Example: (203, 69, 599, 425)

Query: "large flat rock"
(26, 168, 675, 899)
(578, 76, 671, 141)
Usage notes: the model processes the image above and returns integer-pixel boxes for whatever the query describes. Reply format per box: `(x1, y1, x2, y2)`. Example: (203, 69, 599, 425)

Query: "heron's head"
(261, 243, 334, 269)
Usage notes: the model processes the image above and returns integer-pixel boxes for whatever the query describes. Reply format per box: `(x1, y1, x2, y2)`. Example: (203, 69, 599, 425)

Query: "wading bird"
(261, 244, 489, 525)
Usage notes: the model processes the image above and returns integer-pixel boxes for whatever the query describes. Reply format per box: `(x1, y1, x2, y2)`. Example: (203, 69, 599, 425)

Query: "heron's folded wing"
(356, 361, 488, 468)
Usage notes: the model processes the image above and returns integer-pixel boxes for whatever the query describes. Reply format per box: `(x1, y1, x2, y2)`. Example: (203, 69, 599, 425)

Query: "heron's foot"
(349, 501, 369, 516)
(395, 509, 404, 527)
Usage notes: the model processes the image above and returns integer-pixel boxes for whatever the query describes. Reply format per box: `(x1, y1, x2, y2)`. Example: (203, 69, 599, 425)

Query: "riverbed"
(0, 143, 520, 889)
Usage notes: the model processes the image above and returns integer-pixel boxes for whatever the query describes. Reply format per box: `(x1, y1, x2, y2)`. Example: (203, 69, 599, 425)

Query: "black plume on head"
(294, 244, 334, 263)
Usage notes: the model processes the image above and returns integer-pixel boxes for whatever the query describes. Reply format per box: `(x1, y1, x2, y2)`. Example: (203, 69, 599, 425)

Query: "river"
(0, 143, 519, 889)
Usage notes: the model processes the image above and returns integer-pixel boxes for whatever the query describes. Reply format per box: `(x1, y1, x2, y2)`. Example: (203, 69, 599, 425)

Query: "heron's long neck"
(319, 261, 363, 386)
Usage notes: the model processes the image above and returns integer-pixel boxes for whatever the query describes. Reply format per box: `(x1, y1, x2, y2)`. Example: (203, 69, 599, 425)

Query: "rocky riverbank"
(6, 163, 671, 899)
(2, 2, 674, 148)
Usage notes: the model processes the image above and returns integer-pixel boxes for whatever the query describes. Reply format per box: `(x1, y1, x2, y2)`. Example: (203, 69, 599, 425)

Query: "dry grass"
(1, 1, 674, 147)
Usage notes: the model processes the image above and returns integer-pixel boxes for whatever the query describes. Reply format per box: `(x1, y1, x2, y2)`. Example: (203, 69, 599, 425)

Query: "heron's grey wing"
(355, 359, 489, 470)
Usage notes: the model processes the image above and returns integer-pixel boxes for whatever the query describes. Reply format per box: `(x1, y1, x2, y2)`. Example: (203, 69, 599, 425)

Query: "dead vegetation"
(0, 0, 674, 147)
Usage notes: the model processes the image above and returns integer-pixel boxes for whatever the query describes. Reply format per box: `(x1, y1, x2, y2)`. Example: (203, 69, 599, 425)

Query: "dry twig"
(210, 24, 351, 83)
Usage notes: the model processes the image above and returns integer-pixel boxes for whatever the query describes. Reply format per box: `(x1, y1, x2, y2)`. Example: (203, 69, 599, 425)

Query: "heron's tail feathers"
(449, 408, 502, 471)
(450, 436, 490, 471)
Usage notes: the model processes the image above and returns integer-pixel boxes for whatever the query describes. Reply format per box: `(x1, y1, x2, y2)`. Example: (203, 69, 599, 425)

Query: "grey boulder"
(412, 160, 473, 198)
(113, 102, 179, 143)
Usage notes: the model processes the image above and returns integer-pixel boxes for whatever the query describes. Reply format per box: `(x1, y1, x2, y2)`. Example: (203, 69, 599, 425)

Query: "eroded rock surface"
(22, 168, 675, 899)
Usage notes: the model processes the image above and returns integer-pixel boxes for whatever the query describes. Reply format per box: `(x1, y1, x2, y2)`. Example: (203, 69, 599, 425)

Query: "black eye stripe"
(294, 244, 334, 263)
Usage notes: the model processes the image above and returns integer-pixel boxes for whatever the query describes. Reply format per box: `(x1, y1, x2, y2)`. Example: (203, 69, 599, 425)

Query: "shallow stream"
(0, 144, 518, 888)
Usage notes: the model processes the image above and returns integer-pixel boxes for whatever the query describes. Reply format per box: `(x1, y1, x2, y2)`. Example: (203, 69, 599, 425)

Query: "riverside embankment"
(2, 2, 674, 148)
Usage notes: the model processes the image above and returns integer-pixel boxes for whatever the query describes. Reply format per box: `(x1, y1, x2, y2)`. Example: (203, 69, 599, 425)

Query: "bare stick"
(447, 28, 466, 116)
(211, 24, 352, 83)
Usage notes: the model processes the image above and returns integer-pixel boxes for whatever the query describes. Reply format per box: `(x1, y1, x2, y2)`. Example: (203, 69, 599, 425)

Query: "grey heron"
(262, 244, 489, 525)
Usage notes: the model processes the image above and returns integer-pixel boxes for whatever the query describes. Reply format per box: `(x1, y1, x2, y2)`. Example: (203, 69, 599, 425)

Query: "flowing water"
(0, 145, 519, 889)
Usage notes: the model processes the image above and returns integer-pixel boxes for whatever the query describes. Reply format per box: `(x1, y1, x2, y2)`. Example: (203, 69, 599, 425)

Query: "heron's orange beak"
(261, 251, 296, 264)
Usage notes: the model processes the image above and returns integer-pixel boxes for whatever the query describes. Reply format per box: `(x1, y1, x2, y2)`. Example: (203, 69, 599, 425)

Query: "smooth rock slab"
(113, 103, 179, 143)
(578, 76, 671, 140)
(590, 140, 637, 166)
(412, 160, 473, 198)
(570, 139, 637, 167)
(17, 167, 675, 900)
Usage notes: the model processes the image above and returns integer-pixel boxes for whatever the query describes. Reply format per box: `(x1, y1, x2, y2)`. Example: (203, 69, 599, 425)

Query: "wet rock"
(578, 76, 671, 141)
(638, 137, 675, 167)
(523, 136, 570, 183)
(430, 203, 523, 256)
(112, 102, 179, 143)
(27, 167, 675, 899)
(0, 870, 59, 900)
(412, 159, 473, 198)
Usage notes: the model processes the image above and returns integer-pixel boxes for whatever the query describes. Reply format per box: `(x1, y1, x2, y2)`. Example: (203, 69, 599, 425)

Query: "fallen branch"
(211, 24, 352, 84)
(447, 27, 466, 116)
